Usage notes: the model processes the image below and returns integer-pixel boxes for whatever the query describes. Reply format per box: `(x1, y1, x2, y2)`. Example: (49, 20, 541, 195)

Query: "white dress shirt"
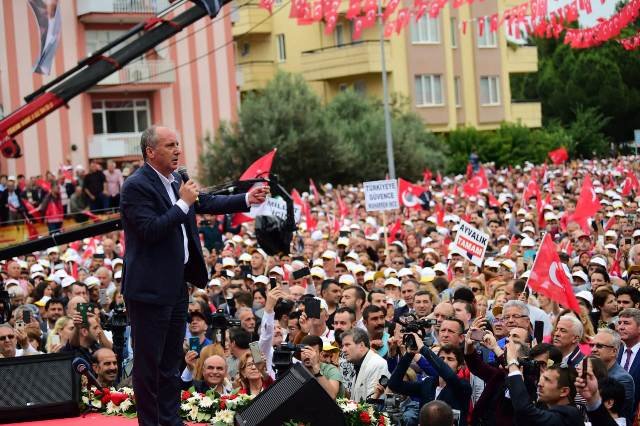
(149, 165, 190, 264)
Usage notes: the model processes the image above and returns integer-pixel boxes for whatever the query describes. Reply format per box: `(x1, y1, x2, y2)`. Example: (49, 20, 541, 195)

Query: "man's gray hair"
(0, 323, 14, 332)
(597, 328, 621, 350)
(140, 126, 160, 160)
(558, 314, 584, 339)
(235, 307, 253, 319)
(619, 308, 640, 326)
(503, 300, 530, 317)
(341, 327, 370, 348)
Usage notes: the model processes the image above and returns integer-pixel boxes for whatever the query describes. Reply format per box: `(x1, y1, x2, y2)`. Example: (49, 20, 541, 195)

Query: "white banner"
(249, 197, 301, 223)
(363, 179, 399, 212)
(452, 220, 489, 267)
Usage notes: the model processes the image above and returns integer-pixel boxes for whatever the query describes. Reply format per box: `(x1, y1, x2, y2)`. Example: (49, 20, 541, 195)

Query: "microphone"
(72, 357, 102, 389)
(177, 166, 199, 206)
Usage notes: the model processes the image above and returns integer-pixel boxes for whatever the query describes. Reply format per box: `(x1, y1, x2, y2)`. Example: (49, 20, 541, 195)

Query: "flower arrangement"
(82, 387, 388, 425)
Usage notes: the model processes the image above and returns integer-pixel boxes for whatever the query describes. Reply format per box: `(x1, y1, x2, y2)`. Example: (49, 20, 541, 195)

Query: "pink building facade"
(0, 0, 237, 177)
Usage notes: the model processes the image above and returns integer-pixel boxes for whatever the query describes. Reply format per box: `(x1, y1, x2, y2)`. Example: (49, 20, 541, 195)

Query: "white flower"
(212, 409, 235, 425)
(367, 405, 375, 417)
(105, 401, 118, 415)
(189, 405, 199, 421)
(120, 399, 132, 411)
(91, 400, 102, 409)
(81, 396, 89, 405)
(122, 387, 134, 397)
(342, 401, 358, 413)
(180, 402, 191, 412)
(200, 396, 214, 408)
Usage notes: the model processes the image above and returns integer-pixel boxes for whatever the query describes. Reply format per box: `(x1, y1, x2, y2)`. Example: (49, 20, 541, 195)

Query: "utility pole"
(378, 0, 395, 179)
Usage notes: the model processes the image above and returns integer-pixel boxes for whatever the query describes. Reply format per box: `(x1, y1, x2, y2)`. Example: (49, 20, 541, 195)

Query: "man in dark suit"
(505, 341, 584, 426)
(616, 308, 640, 417)
(120, 125, 267, 426)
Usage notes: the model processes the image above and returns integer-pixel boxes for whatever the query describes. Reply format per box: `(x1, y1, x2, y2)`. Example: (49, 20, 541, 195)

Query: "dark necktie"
(624, 348, 633, 371)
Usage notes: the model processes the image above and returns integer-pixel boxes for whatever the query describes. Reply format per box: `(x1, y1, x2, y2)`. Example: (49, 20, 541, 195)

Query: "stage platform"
(5, 413, 204, 426)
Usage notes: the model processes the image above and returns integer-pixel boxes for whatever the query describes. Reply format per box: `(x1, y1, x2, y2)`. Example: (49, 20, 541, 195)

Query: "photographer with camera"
(257, 285, 287, 378)
(505, 340, 583, 426)
(389, 331, 471, 426)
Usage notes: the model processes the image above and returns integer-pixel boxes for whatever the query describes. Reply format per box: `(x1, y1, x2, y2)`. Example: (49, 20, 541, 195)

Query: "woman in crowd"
(45, 316, 74, 353)
(234, 352, 274, 395)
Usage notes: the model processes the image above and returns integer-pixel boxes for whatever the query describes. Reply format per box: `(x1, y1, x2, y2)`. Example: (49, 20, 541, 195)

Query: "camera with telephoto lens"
(210, 308, 241, 330)
(398, 314, 435, 351)
(272, 343, 307, 378)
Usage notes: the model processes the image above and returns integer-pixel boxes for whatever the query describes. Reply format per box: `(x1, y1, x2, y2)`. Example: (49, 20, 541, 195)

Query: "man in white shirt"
(0, 323, 39, 357)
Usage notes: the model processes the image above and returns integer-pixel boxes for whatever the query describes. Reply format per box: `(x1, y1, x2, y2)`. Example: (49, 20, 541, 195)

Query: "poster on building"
(28, 0, 62, 75)
(363, 179, 399, 212)
(452, 220, 489, 267)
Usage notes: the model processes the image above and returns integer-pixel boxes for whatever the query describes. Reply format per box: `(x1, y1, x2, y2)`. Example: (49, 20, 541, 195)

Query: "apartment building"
(0, 0, 237, 176)
(232, 0, 541, 132)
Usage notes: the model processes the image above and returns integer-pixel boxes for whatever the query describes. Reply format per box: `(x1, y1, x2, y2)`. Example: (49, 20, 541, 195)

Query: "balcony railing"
(77, 0, 172, 21)
(89, 133, 142, 158)
(301, 41, 392, 81)
(231, 3, 272, 36)
(511, 101, 542, 128)
(506, 46, 538, 74)
(96, 59, 175, 86)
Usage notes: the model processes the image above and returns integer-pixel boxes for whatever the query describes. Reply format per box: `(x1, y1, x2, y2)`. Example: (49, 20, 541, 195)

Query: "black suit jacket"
(618, 345, 640, 412)
(120, 163, 249, 305)
(506, 374, 584, 426)
(0, 188, 25, 221)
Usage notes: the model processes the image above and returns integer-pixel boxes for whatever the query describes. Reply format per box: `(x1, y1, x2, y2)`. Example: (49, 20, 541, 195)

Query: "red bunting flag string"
(269, 0, 639, 50)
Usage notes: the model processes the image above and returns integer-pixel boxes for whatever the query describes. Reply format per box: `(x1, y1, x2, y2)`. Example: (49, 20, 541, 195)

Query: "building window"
(335, 24, 345, 47)
(415, 74, 444, 106)
(450, 18, 457, 48)
(276, 34, 286, 62)
(92, 99, 150, 134)
(477, 17, 496, 47)
(480, 76, 500, 105)
(411, 15, 440, 43)
(354, 80, 366, 95)
(85, 30, 128, 56)
(338, 83, 349, 92)
(454, 77, 462, 107)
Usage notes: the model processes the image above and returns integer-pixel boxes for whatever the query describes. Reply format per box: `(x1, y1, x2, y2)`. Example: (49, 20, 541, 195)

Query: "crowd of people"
(3, 154, 640, 426)
(0, 159, 131, 233)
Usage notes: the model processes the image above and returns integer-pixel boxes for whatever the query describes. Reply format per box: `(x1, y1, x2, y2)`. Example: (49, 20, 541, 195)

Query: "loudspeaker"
(0, 352, 80, 422)
(235, 363, 346, 426)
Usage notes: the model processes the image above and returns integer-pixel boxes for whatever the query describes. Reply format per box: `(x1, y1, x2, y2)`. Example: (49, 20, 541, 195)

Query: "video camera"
(210, 308, 241, 347)
(397, 314, 436, 351)
(272, 343, 307, 377)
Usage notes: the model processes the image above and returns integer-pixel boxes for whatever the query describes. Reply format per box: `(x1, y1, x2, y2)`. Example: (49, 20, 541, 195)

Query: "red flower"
(110, 392, 128, 406)
(229, 394, 238, 400)
(219, 400, 226, 410)
(359, 411, 371, 424)
(238, 389, 247, 395)
(378, 415, 386, 426)
(181, 391, 191, 401)
(99, 389, 112, 404)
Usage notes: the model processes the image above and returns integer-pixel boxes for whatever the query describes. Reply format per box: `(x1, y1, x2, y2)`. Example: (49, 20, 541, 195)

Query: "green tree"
(200, 72, 447, 189)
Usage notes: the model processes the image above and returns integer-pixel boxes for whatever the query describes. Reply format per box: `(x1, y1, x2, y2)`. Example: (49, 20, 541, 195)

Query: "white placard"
(363, 179, 399, 212)
(452, 220, 489, 267)
(249, 197, 301, 223)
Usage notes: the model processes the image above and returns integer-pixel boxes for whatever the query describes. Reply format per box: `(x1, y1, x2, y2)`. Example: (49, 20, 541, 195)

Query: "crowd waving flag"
(527, 233, 581, 313)
(231, 149, 277, 227)
(462, 167, 489, 196)
(569, 174, 601, 233)
(398, 178, 426, 209)
(548, 147, 569, 165)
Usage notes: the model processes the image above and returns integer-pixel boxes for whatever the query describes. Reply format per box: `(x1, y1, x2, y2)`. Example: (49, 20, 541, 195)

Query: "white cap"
(4, 279, 19, 288)
(321, 250, 337, 260)
(112, 258, 124, 267)
(397, 268, 414, 278)
(51, 269, 69, 285)
(61, 276, 76, 288)
(252, 275, 269, 285)
(338, 275, 356, 286)
(589, 257, 607, 268)
(310, 267, 326, 279)
(314, 297, 329, 311)
(269, 266, 285, 277)
(501, 259, 516, 272)
(576, 290, 593, 306)
(363, 271, 375, 282)
(544, 212, 557, 221)
(605, 230, 618, 238)
(208, 278, 222, 287)
(255, 248, 268, 259)
(572, 270, 589, 283)
(383, 268, 398, 278)
(337, 237, 350, 247)
(239, 253, 252, 263)
(85, 276, 100, 288)
(114, 270, 122, 280)
(345, 251, 359, 261)
(433, 263, 447, 274)
(634, 229, 640, 238)
(520, 237, 536, 248)
(222, 257, 236, 268)
(420, 267, 436, 283)
(384, 277, 401, 287)
(352, 264, 367, 275)
(605, 243, 618, 252)
(46, 247, 59, 255)
(30, 264, 44, 274)
(522, 226, 535, 234)
(520, 270, 531, 279)
(484, 259, 500, 269)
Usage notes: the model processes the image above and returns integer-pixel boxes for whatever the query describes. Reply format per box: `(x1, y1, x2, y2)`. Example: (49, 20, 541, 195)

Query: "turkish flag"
(621, 171, 640, 196)
(604, 216, 616, 231)
(434, 202, 445, 226)
(527, 233, 581, 313)
(462, 168, 488, 196)
(304, 200, 317, 231)
(232, 149, 277, 227)
(387, 218, 402, 243)
(423, 169, 432, 186)
(523, 180, 541, 204)
(398, 178, 425, 209)
(309, 178, 320, 203)
(346, 0, 361, 18)
(548, 147, 569, 165)
(336, 192, 349, 219)
(488, 193, 500, 208)
(570, 174, 600, 233)
(291, 188, 304, 208)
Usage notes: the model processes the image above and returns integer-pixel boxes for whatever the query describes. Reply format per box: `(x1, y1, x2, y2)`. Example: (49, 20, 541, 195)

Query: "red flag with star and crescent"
(548, 147, 569, 165)
(462, 167, 489, 196)
(621, 171, 640, 197)
(527, 233, 580, 313)
(398, 178, 425, 209)
(569, 174, 600, 233)
(231, 149, 277, 227)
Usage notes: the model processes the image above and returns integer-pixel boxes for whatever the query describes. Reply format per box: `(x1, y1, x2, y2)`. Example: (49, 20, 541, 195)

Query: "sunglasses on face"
(0, 335, 15, 341)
